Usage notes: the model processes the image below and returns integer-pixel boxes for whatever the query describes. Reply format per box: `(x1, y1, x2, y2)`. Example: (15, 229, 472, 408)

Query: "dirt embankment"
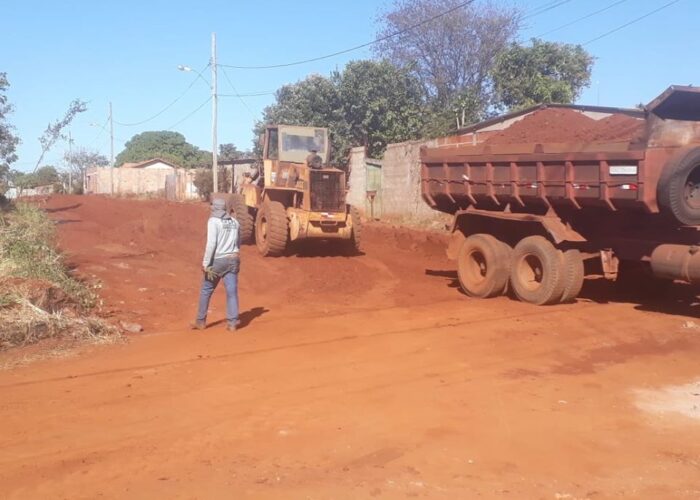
(486, 107, 646, 144)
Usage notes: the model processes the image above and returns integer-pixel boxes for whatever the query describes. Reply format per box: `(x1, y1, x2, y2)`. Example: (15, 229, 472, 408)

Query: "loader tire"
(349, 205, 362, 252)
(559, 249, 585, 303)
(658, 147, 700, 226)
(255, 201, 288, 257)
(510, 236, 566, 305)
(229, 194, 254, 244)
(457, 233, 511, 298)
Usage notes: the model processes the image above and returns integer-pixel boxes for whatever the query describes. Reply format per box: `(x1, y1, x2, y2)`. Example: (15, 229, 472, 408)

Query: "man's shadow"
(210, 306, 269, 329)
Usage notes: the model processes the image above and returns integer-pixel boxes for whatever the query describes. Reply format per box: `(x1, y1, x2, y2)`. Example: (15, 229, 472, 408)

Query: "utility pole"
(211, 32, 218, 194)
(109, 101, 115, 196)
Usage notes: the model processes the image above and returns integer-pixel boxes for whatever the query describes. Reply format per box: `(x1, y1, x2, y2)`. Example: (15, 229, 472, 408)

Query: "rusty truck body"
(420, 85, 700, 305)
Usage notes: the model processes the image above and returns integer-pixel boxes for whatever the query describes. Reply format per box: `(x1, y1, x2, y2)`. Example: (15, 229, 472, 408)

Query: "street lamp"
(178, 34, 218, 195)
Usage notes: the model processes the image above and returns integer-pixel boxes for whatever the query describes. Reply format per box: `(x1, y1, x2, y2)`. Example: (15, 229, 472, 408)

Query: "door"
(365, 161, 382, 219)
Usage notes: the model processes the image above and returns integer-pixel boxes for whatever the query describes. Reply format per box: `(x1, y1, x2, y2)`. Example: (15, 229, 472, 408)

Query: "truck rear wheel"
(510, 236, 566, 305)
(457, 234, 510, 298)
(229, 194, 254, 244)
(658, 147, 700, 226)
(559, 249, 584, 303)
(255, 201, 288, 257)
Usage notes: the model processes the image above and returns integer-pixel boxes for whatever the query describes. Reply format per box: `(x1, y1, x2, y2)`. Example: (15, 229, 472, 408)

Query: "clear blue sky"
(1, 0, 697, 171)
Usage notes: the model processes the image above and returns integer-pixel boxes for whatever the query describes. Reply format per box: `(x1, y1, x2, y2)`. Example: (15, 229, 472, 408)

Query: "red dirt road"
(1, 195, 700, 499)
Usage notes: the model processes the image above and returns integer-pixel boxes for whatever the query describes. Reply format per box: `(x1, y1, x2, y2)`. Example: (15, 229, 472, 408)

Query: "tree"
(255, 62, 428, 162)
(374, 0, 521, 109)
(0, 73, 20, 191)
(64, 148, 108, 193)
(193, 168, 231, 199)
(254, 74, 345, 162)
(219, 143, 249, 161)
(334, 60, 424, 158)
(115, 131, 210, 169)
(491, 39, 594, 110)
(34, 99, 87, 171)
(35, 165, 60, 186)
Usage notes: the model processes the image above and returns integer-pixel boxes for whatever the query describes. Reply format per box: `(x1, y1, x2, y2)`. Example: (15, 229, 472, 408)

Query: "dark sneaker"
(190, 321, 206, 330)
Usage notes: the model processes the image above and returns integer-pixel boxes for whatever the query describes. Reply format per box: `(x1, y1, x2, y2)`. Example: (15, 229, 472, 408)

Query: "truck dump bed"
(421, 86, 700, 218)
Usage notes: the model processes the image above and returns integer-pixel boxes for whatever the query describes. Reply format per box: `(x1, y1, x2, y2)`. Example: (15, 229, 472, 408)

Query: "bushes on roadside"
(0, 202, 119, 351)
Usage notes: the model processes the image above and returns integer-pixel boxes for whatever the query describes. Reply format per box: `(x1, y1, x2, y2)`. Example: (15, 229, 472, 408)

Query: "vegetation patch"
(0, 202, 119, 351)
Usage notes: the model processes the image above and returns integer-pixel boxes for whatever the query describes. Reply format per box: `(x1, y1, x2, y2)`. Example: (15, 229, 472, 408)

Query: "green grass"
(0, 202, 118, 352)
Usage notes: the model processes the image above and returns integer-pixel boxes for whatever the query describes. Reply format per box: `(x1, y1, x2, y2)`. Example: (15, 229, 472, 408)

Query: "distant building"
(119, 158, 179, 170)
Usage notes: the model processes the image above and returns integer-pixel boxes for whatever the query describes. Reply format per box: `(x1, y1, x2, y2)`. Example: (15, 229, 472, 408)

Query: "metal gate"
(165, 173, 176, 201)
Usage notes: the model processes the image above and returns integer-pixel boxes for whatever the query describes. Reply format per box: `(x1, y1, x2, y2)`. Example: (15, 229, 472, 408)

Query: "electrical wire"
(523, 0, 574, 20)
(219, 91, 275, 97)
(218, 0, 478, 69)
(536, 0, 628, 37)
(220, 67, 258, 119)
(166, 96, 212, 130)
(115, 63, 210, 126)
(582, 0, 682, 45)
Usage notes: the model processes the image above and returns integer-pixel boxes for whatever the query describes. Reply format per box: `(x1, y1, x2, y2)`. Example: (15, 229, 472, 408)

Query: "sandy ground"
(1, 195, 699, 499)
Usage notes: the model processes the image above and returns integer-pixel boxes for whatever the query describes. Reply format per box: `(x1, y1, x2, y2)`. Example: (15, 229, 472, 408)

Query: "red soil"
(0, 195, 699, 499)
(487, 107, 646, 144)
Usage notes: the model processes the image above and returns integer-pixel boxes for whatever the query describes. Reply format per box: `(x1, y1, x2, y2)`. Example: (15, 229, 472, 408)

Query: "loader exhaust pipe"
(650, 244, 700, 284)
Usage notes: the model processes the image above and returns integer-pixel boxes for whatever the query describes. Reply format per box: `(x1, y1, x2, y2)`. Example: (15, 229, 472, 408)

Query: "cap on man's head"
(211, 198, 226, 209)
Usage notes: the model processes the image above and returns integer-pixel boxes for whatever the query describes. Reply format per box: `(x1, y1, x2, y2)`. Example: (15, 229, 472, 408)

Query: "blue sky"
(1, 0, 697, 171)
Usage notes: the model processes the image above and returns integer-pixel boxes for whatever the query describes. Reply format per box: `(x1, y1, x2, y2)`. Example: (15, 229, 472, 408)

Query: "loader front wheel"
(255, 201, 288, 257)
(229, 194, 254, 244)
(349, 205, 362, 253)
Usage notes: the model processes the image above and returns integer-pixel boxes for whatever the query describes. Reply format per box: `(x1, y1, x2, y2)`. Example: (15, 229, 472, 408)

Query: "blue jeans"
(196, 256, 240, 326)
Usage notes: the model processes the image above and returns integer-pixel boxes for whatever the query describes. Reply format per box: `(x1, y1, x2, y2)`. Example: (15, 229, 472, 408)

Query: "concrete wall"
(346, 147, 367, 210)
(86, 167, 198, 199)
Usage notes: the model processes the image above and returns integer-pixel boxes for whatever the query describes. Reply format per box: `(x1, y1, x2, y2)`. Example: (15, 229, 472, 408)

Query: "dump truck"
(421, 85, 700, 305)
(227, 124, 361, 256)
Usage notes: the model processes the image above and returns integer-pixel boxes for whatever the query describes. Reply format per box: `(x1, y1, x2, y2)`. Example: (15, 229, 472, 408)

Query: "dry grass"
(0, 202, 120, 351)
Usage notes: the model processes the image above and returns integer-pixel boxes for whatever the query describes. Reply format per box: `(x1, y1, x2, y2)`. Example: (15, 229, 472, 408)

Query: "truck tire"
(229, 194, 254, 244)
(658, 147, 700, 226)
(457, 234, 510, 298)
(255, 201, 288, 257)
(510, 236, 566, 305)
(349, 205, 362, 252)
(559, 249, 584, 303)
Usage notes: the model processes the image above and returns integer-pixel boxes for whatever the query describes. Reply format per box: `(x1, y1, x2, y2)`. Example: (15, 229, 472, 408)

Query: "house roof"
(120, 158, 179, 169)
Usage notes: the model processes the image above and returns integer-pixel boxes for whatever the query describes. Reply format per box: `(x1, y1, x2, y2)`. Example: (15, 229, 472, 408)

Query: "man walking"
(192, 197, 240, 332)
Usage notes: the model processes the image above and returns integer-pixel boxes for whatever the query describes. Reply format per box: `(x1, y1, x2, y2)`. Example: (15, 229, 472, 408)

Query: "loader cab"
(262, 125, 329, 165)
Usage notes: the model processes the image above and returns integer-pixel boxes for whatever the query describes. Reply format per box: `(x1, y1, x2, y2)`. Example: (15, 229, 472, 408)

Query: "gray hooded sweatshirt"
(202, 199, 240, 267)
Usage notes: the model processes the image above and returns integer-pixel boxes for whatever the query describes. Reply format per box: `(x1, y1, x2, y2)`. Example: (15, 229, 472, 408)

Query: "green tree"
(64, 148, 108, 193)
(0, 73, 20, 191)
(334, 60, 424, 158)
(254, 74, 345, 162)
(219, 143, 249, 161)
(35, 165, 60, 185)
(491, 39, 594, 110)
(115, 131, 210, 169)
(374, 0, 521, 110)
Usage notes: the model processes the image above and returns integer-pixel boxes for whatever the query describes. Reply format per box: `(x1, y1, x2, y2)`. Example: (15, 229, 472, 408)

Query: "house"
(119, 158, 179, 170)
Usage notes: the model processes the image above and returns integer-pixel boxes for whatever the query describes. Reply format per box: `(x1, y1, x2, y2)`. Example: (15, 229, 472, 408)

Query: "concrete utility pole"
(109, 101, 115, 196)
(211, 32, 218, 194)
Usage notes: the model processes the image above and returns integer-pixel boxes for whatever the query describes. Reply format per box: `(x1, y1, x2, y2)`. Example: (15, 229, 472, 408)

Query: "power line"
(219, 91, 275, 97)
(166, 96, 212, 131)
(583, 0, 681, 45)
(536, 0, 628, 37)
(220, 67, 257, 119)
(523, 0, 574, 20)
(219, 0, 478, 70)
(115, 63, 210, 126)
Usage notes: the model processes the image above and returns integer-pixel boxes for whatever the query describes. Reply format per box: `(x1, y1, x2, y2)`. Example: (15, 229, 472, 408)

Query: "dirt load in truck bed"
(486, 107, 645, 144)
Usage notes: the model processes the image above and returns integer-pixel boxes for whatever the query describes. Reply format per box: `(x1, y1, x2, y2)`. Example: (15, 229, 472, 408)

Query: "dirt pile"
(486, 107, 645, 144)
